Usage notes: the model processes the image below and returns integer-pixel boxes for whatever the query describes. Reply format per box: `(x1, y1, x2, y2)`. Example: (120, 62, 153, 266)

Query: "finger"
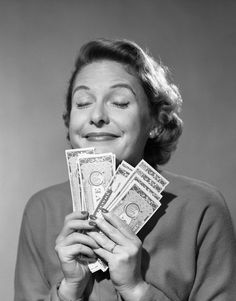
(93, 247, 112, 263)
(87, 230, 119, 254)
(58, 219, 95, 241)
(64, 211, 89, 222)
(90, 217, 128, 246)
(79, 257, 97, 264)
(77, 255, 97, 264)
(102, 211, 137, 240)
(57, 210, 90, 239)
(56, 243, 97, 260)
(59, 232, 100, 249)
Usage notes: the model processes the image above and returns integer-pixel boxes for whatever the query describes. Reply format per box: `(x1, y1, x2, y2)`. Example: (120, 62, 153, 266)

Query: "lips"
(84, 132, 119, 142)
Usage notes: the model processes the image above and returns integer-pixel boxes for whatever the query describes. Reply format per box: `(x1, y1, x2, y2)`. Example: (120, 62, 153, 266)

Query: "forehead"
(74, 60, 142, 91)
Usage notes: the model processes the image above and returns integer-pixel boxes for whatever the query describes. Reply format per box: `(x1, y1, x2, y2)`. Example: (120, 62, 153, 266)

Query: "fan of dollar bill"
(65, 147, 169, 273)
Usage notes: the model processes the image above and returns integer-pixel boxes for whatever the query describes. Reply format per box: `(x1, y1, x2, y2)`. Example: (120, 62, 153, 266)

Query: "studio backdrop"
(0, 1, 236, 300)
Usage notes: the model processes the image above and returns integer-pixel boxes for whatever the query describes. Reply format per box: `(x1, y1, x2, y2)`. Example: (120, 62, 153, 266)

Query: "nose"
(89, 102, 109, 126)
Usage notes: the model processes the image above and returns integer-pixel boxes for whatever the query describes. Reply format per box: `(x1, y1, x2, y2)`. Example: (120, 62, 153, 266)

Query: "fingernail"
(89, 221, 97, 227)
(81, 211, 88, 215)
(101, 208, 109, 213)
(89, 215, 97, 220)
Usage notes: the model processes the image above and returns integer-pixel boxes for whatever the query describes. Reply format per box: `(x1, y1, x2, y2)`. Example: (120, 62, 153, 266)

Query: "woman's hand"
(55, 211, 99, 299)
(87, 210, 149, 301)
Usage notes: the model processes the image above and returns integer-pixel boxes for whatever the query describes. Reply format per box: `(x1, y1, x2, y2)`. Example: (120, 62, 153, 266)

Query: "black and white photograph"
(1, 1, 236, 300)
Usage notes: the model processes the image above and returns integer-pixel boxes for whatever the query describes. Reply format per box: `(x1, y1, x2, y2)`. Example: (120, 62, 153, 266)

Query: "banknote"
(128, 165, 163, 192)
(77, 152, 115, 273)
(137, 160, 169, 190)
(109, 174, 162, 209)
(65, 150, 169, 273)
(120, 160, 134, 172)
(88, 257, 108, 273)
(106, 164, 162, 211)
(78, 153, 115, 214)
(90, 168, 163, 273)
(65, 147, 95, 211)
(89, 160, 165, 272)
(93, 161, 135, 217)
(88, 161, 134, 273)
(110, 180, 161, 234)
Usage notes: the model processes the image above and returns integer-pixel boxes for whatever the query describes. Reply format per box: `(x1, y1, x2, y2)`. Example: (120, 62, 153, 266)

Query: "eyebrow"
(110, 83, 136, 97)
(72, 83, 136, 97)
(72, 85, 90, 97)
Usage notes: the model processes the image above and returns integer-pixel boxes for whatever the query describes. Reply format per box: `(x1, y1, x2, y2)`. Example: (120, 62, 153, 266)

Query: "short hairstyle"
(63, 38, 183, 166)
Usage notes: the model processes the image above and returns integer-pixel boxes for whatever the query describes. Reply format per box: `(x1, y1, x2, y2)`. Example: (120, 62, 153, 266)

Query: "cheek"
(124, 111, 150, 138)
(118, 109, 140, 128)
(69, 110, 84, 131)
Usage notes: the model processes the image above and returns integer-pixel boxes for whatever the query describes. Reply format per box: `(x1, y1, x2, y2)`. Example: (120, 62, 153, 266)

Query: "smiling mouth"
(84, 132, 119, 142)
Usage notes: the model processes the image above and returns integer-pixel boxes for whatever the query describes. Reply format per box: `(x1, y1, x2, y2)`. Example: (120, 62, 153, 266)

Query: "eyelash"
(76, 102, 91, 109)
(112, 102, 129, 109)
(75, 102, 129, 109)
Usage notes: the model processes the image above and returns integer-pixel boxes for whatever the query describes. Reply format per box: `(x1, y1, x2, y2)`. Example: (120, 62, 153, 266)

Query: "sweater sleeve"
(139, 188, 236, 301)
(14, 210, 61, 301)
(188, 194, 236, 300)
(139, 284, 173, 301)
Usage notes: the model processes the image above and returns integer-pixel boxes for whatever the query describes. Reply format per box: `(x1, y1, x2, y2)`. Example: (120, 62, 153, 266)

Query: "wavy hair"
(63, 38, 183, 166)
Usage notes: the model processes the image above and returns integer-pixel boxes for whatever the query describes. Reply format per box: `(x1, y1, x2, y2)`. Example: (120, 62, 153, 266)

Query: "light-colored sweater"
(14, 171, 236, 301)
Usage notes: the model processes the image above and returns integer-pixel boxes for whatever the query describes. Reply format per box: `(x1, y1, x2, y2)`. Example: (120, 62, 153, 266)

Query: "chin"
(91, 145, 113, 154)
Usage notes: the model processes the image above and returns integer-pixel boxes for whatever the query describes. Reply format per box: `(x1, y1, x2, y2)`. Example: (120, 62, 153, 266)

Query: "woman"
(14, 39, 236, 301)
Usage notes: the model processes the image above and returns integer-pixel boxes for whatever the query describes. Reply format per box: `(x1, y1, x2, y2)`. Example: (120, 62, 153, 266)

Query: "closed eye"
(76, 102, 92, 109)
(112, 102, 129, 109)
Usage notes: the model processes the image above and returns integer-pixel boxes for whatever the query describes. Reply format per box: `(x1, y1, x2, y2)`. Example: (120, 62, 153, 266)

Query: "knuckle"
(77, 244, 82, 253)
(133, 241, 141, 252)
(126, 249, 135, 258)
(108, 227, 118, 236)
(54, 244, 61, 254)
(127, 243, 140, 257)
(55, 235, 63, 245)
(119, 252, 130, 264)
(71, 232, 78, 240)
(64, 214, 71, 223)
(66, 220, 77, 231)
(66, 220, 73, 228)
(135, 239, 142, 248)
(100, 236, 110, 249)
(131, 246, 139, 256)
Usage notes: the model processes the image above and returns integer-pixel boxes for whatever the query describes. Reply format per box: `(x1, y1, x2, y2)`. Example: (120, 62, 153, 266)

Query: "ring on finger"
(109, 242, 117, 253)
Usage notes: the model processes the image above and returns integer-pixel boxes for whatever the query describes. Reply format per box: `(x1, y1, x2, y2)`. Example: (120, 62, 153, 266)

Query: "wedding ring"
(110, 242, 117, 253)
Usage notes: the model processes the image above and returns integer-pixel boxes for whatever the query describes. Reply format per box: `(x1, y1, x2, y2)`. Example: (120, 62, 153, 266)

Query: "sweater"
(14, 170, 236, 301)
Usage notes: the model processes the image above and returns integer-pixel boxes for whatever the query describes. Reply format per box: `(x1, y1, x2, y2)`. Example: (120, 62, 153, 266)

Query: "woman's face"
(69, 60, 154, 166)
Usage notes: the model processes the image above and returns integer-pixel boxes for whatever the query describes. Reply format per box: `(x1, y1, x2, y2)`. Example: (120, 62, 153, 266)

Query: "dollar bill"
(78, 153, 115, 214)
(90, 161, 164, 273)
(110, 180, 161, 234)
(77, 152, 115, 274)
(88, 257, 108, 273)
(137, 160, 169, 190)
(120, 160, 134, 172)
(65, 148, 95, 211)
(88, 162, 133, 274)
(128, 165, 163, 193)
(110, 174, 162, 210)
(89, 161, 134, 273)
(93, 161, 135, 217)
(106, 163, 162, 211)
(65, 150, 169, 273)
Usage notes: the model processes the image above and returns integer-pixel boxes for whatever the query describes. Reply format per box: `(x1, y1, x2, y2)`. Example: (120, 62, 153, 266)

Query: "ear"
(149, 120, 161, 139)
(149, 128, 158, 139)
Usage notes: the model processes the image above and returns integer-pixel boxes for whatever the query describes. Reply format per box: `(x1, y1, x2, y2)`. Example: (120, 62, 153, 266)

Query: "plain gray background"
(1, 0, 236, 299)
